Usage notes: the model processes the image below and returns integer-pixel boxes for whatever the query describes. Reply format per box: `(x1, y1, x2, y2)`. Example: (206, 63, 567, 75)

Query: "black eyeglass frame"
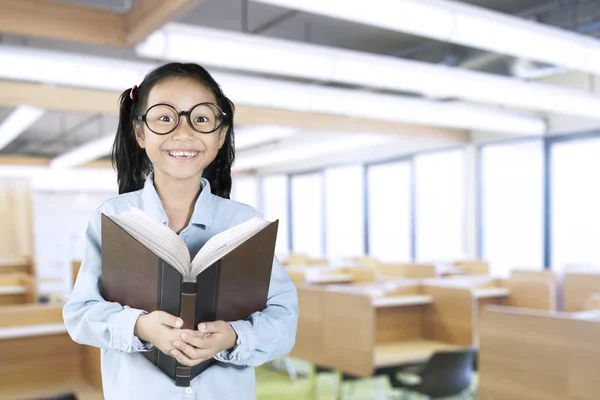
(135, 102, 228, 135)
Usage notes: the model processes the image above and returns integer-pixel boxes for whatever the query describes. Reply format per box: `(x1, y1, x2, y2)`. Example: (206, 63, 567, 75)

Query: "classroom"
(2, 0, 600, 399)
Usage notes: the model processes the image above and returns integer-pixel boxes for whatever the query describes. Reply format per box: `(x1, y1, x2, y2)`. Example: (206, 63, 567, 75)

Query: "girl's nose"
(171, 121, 195, 141)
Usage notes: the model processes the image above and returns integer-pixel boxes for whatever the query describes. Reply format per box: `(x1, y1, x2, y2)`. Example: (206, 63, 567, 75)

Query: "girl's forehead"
(147, 78, 217, 107)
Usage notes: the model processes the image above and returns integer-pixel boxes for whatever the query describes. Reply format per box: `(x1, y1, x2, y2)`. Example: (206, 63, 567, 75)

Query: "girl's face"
(135, 77, 227, 186)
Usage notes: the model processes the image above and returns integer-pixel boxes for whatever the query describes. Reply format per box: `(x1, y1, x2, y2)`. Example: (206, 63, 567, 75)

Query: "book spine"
(186, 261, 221, 380)
(156, 260, 183, 383)
(175, 281, 197, 387)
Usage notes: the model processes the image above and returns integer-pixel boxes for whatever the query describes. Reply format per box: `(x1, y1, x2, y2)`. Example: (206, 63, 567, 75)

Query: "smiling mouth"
(166, 150, 200, 159)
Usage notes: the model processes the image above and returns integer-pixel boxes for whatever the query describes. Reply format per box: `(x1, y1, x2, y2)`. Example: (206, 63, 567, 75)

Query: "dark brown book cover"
(100, 213, 278, 387)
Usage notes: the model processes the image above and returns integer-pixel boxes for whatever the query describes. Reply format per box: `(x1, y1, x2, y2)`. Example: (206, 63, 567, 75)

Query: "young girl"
(63, 63, 298, 399)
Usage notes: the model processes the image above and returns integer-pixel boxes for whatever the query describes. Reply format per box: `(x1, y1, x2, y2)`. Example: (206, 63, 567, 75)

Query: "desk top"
(0, 258, 28, 268)
(306, 274, 353, 284)
(473, 287, 510, 299)
(372, 295, 433, 308)
(0, 323, 66, 339)
(374, 340, 460, 367)
(0, 286, 26, 295)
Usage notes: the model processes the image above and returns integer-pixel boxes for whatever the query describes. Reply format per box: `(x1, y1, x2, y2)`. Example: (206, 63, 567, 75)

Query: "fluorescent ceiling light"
(136, 23, 600, 120)
(50, 135, 115, 169)
(0, 45, 544, 135)
(235, 125, 298, 151)
(0, 106, 45, 150)
(0, 45, 150, 91)
(0, 165, 117, 191)
(250, 0, 600, 76)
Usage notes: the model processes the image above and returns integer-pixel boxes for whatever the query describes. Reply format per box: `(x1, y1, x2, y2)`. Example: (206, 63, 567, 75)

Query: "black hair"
(110, 62, 235, 198)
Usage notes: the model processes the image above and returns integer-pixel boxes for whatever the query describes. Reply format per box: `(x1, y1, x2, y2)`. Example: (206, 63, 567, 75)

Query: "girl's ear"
(218, 128, 228, 149)
(134, 124, 146, 149)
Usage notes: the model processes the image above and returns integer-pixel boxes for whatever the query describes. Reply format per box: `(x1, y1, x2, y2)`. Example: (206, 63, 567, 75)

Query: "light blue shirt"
(63, 173, 298, 399)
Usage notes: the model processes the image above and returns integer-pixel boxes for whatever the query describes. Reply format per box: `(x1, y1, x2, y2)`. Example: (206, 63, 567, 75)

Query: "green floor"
(256, 360, 478, 400)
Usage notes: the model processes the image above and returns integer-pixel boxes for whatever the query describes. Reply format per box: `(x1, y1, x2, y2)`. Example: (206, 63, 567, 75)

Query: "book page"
(190, 217, 271, 276)
(109, 208, 191, 277)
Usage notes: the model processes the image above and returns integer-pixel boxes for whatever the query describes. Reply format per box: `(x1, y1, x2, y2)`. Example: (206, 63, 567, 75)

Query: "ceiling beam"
(0, 81, 119, 115)
(0, 80, 469, 141)
(0, 0, 200, 47)
(125, 0, 201, 45)
(0, 155, 112, 169)
(0, 0, 125, 46)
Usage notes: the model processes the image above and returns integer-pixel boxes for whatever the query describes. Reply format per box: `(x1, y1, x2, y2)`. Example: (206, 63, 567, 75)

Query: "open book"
(108, 207, 271, 281)
(100, 208, 278, 387)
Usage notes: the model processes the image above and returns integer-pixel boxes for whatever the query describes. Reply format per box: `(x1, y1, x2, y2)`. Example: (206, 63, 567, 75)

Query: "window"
(414, 149, 466, 261)
(261, 174, 290, 259)
(550, 137, 600, 271)
(480, 140, 544, 276)
(367, 161, 412, 262)
(324, 165, 364, 259)
(290, 172, 324, 258)
(231, 175, 259, 209)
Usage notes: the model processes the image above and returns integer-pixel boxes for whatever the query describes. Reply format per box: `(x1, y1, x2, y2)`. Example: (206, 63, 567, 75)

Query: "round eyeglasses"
(135, 102, 228, 135)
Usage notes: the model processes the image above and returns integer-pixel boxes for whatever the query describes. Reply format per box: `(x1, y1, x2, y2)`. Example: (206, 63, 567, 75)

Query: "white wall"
(0, 167, 119, 296)
(33, 189, 116, 296)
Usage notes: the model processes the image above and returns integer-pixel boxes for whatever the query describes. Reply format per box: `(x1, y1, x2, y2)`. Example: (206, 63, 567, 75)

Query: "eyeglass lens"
(145, 104, 223, 134)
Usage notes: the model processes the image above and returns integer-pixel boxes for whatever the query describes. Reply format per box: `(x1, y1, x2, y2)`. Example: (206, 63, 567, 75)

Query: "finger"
(170, 349, 195, 367)
(180, 329, 211, 341)
(173, 340, 202, 359)
(198, 321, 225, 333)
(180, 330, 217, 349)
(156, 311, 183, 329)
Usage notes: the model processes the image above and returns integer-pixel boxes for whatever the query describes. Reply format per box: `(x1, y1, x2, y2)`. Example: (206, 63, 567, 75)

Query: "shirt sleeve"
(213, 211, 299, 367)
(62, 207, 154, 353)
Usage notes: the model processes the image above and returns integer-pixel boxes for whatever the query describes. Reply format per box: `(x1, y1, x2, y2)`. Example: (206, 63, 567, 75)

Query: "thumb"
(156, 311, 183, 328)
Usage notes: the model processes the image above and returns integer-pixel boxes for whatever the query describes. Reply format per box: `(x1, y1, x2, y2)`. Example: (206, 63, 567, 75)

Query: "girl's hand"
(171, 321, 238, 366)
(134, 311, 183, 355)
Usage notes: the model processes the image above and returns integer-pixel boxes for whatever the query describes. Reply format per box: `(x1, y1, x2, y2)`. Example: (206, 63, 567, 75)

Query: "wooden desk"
(453, 260, 489, 275)
(0, 304, 102, 399)
(0, 257, 31, 274)
(286, 265, 355, 285)
(292, 283, 472, 378)
(564, 270, 600, 311)
(374, 340, 459, 368)
(480, 305, 600, 400)
(472, 287, 510, 298)
(306, 274, 353, 284)
(0, 322, 66, 339)
(585, 293, 600, 311)
(0, 273, 36, 305)
(376, 263, 436, 279)
(372, 295, 433, 308)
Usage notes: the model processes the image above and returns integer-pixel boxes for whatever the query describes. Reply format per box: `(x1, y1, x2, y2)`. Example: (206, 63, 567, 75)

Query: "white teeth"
(168, 150, 198, 158)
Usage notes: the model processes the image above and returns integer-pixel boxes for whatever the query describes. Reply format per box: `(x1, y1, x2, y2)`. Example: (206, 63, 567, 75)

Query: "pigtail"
(111, 88, 151, 194)
(203, 99, 235, 199)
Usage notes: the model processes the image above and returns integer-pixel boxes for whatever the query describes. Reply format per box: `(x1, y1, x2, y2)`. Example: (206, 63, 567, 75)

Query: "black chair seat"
(388, 348, 477, 398)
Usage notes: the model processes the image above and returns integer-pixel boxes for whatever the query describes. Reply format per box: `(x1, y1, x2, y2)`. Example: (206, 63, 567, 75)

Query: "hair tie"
(130, 85, 138, 100)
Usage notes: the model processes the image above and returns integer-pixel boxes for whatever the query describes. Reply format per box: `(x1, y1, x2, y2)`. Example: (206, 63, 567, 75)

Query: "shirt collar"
(141, 172, 214, 228)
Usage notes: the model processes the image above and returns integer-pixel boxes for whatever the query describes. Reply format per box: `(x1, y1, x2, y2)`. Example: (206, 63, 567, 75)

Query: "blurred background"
(2, 0, 600, 399)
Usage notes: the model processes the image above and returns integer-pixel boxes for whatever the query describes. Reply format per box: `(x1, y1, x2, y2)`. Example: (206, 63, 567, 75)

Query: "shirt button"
(186, 387, 193, 394)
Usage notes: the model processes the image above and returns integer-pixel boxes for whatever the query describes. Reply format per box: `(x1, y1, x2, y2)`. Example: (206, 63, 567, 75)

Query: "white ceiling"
(2, 0, 600, 173)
